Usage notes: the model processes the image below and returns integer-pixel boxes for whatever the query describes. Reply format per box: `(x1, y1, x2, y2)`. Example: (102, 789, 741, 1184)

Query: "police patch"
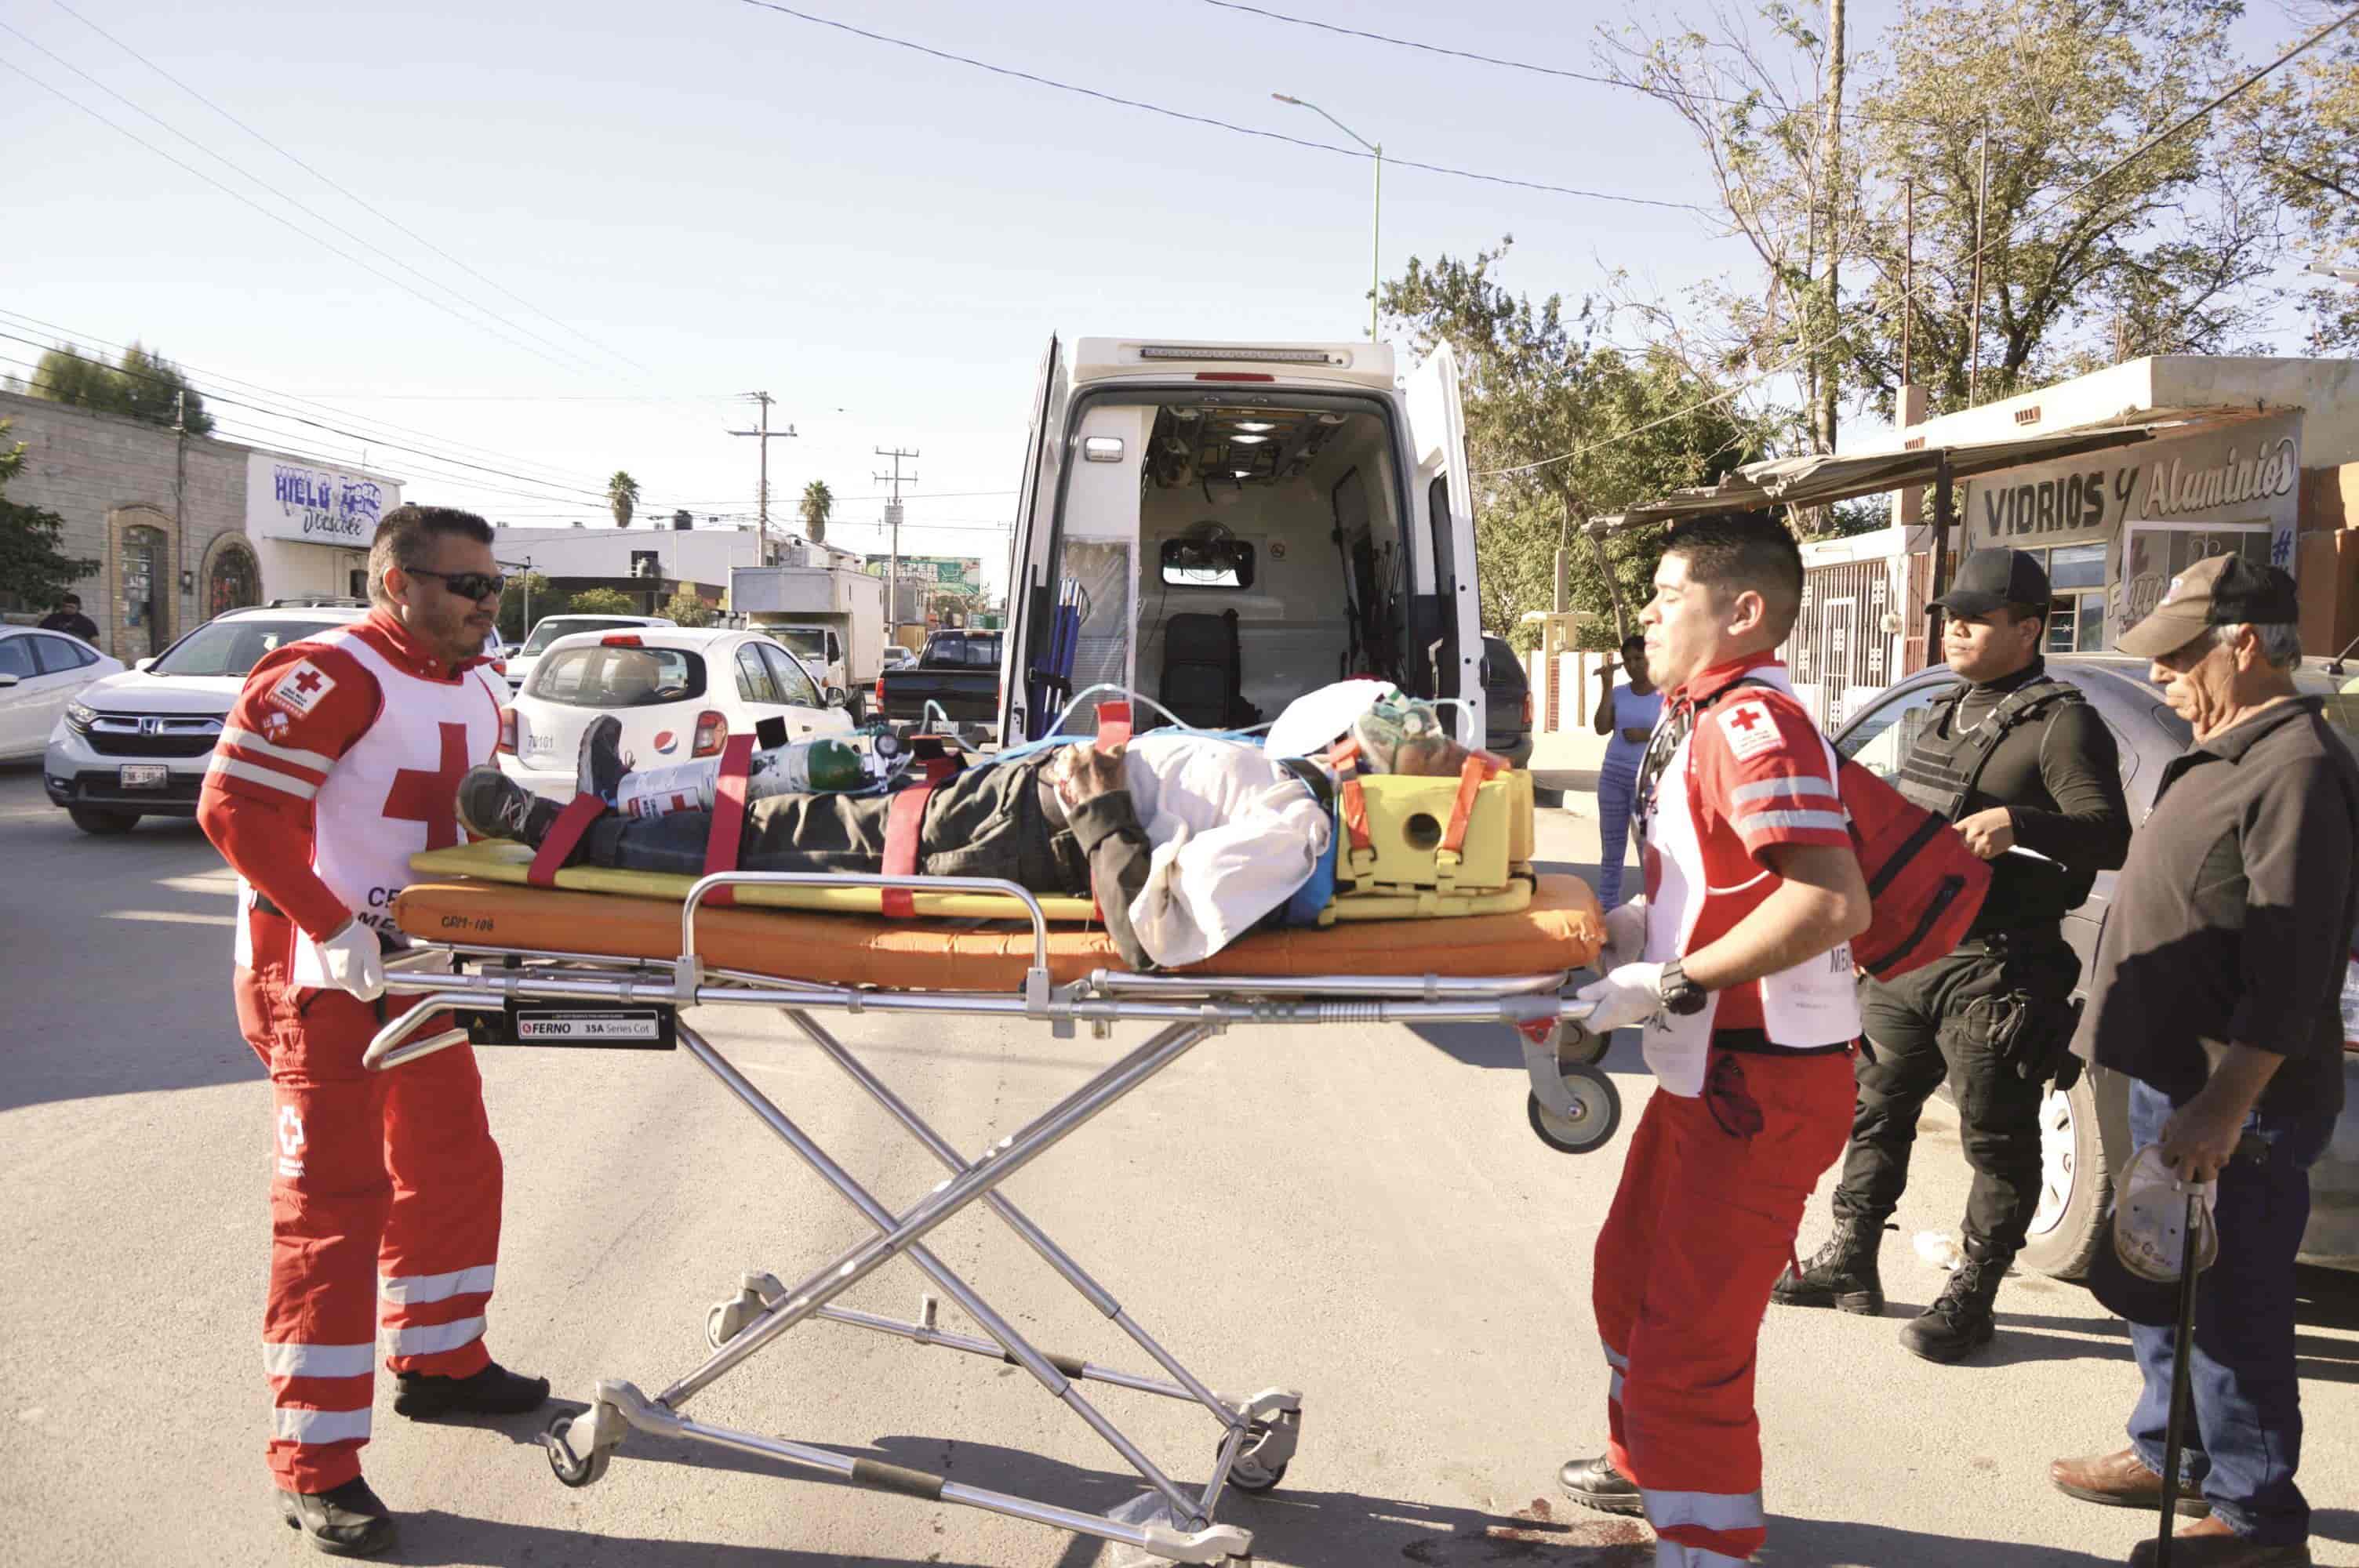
(1717, 699, 1779, 760)
(267, 659, 336, 717)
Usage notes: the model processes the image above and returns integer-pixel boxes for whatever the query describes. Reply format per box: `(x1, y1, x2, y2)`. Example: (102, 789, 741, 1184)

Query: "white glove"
(316, 918, 386, 1003)
(1600, 897, 1648, 971)
(1574, 962, 1667, 1033)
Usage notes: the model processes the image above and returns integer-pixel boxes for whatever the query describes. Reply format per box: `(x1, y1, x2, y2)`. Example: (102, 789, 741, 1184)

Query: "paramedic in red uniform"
(198, 504, 547, 1558)
(1556, 513, 1872, 1568)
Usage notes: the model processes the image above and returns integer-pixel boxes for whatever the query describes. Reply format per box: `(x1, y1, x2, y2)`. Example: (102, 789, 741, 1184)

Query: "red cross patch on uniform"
(1717, 699, 1778, 760)
(266, 659, 336, 717)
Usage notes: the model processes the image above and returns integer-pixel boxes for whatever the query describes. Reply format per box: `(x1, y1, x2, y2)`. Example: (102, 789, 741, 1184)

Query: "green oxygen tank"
(613, 735, 871, 820)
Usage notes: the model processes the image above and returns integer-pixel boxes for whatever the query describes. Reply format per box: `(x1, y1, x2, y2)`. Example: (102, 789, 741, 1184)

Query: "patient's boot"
(456, 766, 565, 848)
(577, 714, 629, 803)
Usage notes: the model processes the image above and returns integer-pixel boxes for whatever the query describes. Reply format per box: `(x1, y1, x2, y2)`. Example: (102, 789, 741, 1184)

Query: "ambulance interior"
(1048, 395, 1431, 736)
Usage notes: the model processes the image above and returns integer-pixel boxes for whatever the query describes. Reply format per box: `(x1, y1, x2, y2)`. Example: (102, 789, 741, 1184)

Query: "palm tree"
(799, 479, 834, 546)
(607, 470, 640, 528)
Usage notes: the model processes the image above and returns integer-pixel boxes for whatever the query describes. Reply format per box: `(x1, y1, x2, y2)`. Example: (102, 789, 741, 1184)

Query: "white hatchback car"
(500, 626, 855, 799)
(2, 626, 123, 762)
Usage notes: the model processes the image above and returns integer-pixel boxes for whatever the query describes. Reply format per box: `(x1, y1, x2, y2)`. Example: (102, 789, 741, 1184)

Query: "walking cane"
(2152, 1183, 2203, 1568)
(2152, 1135, 2261, 1568)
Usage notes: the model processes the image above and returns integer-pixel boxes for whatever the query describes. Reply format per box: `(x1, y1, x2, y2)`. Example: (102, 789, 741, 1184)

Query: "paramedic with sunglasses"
(1557, 513, 1872, 1568)
(198, 505, 546, 1557)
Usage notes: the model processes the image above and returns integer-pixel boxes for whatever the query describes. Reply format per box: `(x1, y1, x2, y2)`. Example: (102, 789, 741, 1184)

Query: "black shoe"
(455, 766, 563, 848)
(1901, 1243, 2008, 1363)
(393, 1360, 551, 1420)
(1558, 1453, 1645, 1517)
(276, 1476, 396, 1558)
(1772, 1214, 1886, 1315)
(577, 714, 627, 803)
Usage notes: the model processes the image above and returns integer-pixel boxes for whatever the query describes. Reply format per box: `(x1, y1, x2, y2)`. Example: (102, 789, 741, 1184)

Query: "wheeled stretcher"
(365, 848, 1616, 1563)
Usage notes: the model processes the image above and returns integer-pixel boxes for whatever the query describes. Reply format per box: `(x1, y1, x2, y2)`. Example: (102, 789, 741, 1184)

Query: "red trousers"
(1594, 1046, 1853, 1566)
(236, 914, 503, 1493)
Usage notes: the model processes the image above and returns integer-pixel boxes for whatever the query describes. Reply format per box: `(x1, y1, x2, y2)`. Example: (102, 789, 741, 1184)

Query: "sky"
(3, 0, 2332, 601)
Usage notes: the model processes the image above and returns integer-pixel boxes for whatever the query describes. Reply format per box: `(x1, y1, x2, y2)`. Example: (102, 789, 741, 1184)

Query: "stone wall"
(0, 390, 254, 659)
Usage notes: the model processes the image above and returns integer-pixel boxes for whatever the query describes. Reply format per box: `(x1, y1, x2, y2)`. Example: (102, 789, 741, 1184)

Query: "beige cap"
(2116, 554, 2299, 659)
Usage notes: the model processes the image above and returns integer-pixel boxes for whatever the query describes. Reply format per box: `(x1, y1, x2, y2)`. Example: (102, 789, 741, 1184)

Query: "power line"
(46, 0, 650, 377)
(0, 337, 612, 503)
(0, 306, 616, 492)
(0, 53, 599, 378)
(1478, 4, 2359, 481)
(735, 0, 1709, 212)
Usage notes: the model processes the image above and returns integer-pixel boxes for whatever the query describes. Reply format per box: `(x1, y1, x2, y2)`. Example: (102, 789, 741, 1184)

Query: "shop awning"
(1585, 416, 2207, 535)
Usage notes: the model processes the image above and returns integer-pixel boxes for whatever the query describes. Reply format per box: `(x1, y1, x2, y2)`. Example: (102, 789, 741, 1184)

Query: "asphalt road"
(1, 760, 2353, 1568)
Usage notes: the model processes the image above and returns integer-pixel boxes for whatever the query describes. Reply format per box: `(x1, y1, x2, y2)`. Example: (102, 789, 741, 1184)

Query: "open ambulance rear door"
(997, 335, 1065, 746)
(1405, 343, 1483, 743)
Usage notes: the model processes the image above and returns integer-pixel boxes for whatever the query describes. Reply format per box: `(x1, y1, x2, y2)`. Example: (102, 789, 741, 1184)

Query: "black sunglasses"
(406, 568, 506, 601)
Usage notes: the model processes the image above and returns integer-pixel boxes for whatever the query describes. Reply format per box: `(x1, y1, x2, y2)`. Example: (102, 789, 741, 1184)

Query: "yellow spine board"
(1336, 768, 1536, 898)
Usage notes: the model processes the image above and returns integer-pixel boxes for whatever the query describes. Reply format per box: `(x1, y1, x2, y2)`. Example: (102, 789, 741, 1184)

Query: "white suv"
(505, 613, 676, 693)
(43, 604, 366, 834)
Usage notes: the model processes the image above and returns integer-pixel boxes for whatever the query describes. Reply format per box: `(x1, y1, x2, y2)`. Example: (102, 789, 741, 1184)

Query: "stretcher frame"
(365, 867, 1613, 1564)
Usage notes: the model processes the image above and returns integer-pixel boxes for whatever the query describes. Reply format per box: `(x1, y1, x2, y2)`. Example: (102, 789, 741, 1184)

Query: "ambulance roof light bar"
(1136, 344, 1347, 366)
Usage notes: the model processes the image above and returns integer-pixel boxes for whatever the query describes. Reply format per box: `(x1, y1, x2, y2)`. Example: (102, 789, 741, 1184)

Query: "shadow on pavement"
(438, 1414, 2128, 1566)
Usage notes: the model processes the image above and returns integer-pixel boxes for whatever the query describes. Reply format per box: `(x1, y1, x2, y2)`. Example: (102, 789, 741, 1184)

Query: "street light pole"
(1274, 93, 1381, 341)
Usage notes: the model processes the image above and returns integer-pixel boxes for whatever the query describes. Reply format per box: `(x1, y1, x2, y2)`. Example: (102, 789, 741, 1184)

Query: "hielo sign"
(246, 452, 400, 546)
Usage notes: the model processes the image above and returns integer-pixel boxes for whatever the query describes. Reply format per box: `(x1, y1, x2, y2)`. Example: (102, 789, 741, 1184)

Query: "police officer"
(1774, 548, 2132, 1361)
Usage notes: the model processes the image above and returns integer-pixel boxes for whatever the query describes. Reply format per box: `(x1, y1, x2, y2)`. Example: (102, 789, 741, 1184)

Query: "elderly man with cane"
(2046, 556, 2359, 1568)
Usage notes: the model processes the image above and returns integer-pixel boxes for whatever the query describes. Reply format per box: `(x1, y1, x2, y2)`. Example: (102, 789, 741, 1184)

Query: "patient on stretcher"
(453, 684, 1477, 972)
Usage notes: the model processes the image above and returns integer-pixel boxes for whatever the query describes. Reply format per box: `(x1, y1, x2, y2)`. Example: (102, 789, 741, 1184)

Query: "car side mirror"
(134, 657, 155, 672)
(0, 673, 18, 689)
(825, 686, 849, 710)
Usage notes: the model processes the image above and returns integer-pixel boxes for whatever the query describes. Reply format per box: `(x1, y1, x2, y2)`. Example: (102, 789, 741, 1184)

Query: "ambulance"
(994, 337, 1482, 747)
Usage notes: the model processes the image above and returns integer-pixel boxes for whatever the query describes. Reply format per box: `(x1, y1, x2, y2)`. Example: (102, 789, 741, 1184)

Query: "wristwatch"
(1658, 958, 1710, 1017)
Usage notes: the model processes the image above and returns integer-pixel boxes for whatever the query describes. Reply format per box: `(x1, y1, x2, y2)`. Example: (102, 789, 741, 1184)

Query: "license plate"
(119, 764, 169, 789)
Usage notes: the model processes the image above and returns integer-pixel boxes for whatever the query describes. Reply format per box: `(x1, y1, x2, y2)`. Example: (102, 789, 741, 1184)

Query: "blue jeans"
(2125, 1077, 2335, 1544)
(1595, 758, 1639, 909)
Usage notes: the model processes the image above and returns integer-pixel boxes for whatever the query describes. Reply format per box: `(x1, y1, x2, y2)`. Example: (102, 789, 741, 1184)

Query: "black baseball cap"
(1930, 549, 2052, 619)
(2116, 554, 2302, 659)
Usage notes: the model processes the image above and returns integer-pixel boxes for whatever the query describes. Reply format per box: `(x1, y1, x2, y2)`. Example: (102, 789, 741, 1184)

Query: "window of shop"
(2040, 543, 2108, 653)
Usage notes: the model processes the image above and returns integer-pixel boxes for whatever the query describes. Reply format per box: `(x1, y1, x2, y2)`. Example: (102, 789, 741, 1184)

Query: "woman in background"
(1590, 632, 1660, 909)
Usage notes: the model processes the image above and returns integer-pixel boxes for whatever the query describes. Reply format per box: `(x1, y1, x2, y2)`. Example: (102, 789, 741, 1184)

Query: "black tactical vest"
(1894, 675, 2085, 822)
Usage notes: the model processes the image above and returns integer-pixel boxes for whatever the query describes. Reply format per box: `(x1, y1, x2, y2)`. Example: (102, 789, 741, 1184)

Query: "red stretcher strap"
(879, 783, 935, 918)
(1095, 700, 1132, 749)
(700, 734, 760, 907)
(527, 793, 607, 887)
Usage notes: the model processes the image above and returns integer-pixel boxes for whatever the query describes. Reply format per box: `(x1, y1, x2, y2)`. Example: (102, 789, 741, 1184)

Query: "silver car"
(1830, 655, 2359, 1275)
(43, 605, 364, 834)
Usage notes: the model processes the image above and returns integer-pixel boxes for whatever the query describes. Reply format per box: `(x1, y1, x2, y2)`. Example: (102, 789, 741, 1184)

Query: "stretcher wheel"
(1225, 1413, 1294, 1494)
(1528, 1063, 1619, 1154)
(1557, 1018, 1610, 1066)
(543, 1411, 612, 1489)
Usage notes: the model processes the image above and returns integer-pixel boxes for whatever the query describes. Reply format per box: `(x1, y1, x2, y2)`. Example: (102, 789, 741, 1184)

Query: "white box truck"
(731, 563, 888, 721)
(996, 337, 1482, 746)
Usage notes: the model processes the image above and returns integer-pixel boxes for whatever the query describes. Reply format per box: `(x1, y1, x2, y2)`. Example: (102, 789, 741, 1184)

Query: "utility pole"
(1902, 177, 1914, 387)
(1969, 111, 1990, 405)
(728, 392, 798, 561)
(874, 446, 919, 632)
(1819, 0, 1846, 459)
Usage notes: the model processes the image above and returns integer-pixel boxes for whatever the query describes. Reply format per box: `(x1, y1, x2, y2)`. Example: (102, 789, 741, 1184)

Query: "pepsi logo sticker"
(652, 731, 678, 755)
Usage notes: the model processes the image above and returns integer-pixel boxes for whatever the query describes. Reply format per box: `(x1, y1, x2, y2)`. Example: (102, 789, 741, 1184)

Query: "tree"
(27, 342, 216, 434)
(660, 586, 716, 627)
(495, 571, 554, 642)
(2234, 4, 2359, 350)
(1601, 1, 2288, 427)
(0, 421, 101, 612)
(799, 480, 834, 546)
(565, 587, 635, 615)
(1380, 241, 1776, 646)
(607, 471, 640, 528)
